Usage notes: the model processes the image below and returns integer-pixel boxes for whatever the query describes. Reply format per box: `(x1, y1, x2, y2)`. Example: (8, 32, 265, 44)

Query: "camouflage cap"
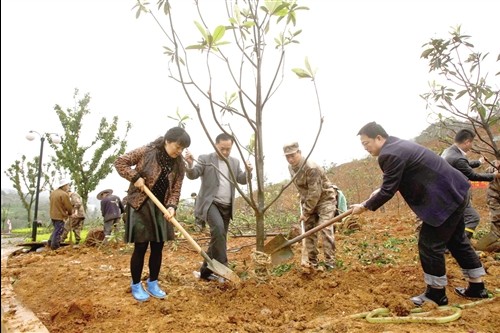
(283, 142, 299, 155)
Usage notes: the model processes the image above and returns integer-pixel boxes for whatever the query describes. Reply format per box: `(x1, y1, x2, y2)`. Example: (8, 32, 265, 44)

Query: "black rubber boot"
(455, 282, 489, 299)
(410, 286, 448, 306)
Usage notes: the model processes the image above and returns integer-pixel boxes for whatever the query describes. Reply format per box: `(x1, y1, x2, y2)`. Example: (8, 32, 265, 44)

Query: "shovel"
(299, 204, 308, 266)
(264, 209, 353, 266)
(143, 186, 240, 284)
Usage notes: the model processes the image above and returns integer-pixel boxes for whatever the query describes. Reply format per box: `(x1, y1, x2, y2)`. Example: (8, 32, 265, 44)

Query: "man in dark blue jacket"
(441, 129, 496, 239)
(98, 189, 125, 236)
(351, 122, 488, 307)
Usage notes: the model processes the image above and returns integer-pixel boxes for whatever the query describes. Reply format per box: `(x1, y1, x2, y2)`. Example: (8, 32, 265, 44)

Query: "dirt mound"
(3, 208, 499, 333)
(84, 228, 105, 246)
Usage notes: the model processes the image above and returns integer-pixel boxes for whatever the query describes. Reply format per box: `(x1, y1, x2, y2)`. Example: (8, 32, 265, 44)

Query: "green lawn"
(10, 227, 91, 242)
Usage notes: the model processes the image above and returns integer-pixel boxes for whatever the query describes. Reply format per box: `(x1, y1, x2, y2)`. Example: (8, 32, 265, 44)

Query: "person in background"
(331, 184, 360, 232)
(97, 189, 125, 237)
(351, 122, 490, 306)
(332, 184, 348, 216)
(115, 127, 191, 302)
(6, 219, 12, 234)
(284, 142, 336, 270)
(49, 178, 74, 250)
(475, 159, 500, 252)
(121, 194, 129, 224)
(184, 133, 252, 281)
(441, 129, 497, 239)
(190, 192, 206, 231)
(60, 191, 86, 244)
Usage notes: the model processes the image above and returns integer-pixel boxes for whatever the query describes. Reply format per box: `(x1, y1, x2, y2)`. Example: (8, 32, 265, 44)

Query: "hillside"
(2, 123, 498, 333)
(2, 122, 493, 233)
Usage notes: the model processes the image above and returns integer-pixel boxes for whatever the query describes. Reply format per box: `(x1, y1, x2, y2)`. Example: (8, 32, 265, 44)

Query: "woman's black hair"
(151, 127, 191, 149)
(164, 127, 191, 148)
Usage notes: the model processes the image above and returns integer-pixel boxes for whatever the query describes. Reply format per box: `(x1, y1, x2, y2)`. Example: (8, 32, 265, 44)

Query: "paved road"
(1, 235, 25, 247)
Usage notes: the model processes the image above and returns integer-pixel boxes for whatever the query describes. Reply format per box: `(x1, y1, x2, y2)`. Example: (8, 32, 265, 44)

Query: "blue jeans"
(49, 220, 65, 250)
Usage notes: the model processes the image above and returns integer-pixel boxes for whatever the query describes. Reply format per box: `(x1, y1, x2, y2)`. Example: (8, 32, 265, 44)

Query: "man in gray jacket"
(441, 129, 496, 239)
(185, 133, 252, 280)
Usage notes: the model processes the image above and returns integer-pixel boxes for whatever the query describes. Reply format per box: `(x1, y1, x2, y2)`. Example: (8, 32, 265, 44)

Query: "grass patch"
(272, 263, 294, 277)
(11, 227, 92, 243)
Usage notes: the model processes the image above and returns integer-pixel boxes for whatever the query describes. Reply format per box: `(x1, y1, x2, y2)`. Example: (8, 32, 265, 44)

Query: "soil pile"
(3, 209, 499, 333)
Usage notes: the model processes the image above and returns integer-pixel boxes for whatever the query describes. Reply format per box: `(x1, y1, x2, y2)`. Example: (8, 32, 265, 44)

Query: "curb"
(1, 245, 50, 333)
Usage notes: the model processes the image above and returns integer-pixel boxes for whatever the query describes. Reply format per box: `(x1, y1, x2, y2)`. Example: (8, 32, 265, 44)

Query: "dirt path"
(1, 235, 49, 333)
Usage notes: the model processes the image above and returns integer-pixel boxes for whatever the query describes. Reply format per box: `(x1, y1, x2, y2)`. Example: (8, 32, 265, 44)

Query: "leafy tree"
(4, 155, 56, 227)
(49, 89, 132, 210)
(135, 0, 323, 251)
(420, 25, 500, 161)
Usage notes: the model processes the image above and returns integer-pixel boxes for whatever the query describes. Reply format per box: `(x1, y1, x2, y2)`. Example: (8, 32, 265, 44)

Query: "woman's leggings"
(130, 241, 164, 284)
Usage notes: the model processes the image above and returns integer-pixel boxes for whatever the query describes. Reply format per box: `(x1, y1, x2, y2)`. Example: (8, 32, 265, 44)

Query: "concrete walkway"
(1, 235, 50, 333)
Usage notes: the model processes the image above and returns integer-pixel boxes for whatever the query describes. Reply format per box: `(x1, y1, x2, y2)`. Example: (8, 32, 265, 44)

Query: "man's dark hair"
(454, 129, 475, 144)
(357, 122, 389, 139)
(216, 133, 234, 144)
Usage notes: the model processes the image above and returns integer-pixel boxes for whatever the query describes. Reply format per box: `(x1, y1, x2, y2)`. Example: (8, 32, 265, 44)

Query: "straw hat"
(97, 189, 113, 200)
(55, 178, 71, 189)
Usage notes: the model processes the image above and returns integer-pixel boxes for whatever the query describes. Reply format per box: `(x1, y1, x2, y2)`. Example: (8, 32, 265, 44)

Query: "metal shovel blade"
(270, 247, 294, 266)
(263, 234, 294, 265)
(143, 186, 241, 283)
(205, 257, 240, 284)
(264, 209, 354, 266)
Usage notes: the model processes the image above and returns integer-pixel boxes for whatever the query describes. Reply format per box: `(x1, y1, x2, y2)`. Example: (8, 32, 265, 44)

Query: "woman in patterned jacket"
(115, 127, 191, 302)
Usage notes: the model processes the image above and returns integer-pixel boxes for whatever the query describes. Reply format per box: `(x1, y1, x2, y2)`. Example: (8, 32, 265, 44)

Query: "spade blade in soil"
(206, 257, 240, 284)
(264, 210, 354, 266)
(263, 234, 294, 265)
(270, 247, 294, 266)
(143, 186, 241, 283)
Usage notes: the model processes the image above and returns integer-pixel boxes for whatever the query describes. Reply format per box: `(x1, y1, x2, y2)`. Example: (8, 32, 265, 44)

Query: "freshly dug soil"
(3, 210, 500, 333)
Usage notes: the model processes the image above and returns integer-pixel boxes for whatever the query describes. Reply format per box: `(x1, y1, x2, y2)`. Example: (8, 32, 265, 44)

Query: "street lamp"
(26, 130, 61, 242)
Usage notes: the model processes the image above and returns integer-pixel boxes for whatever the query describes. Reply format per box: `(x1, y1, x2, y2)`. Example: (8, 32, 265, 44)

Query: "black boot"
(455, 282, 489, 299)
(410, 285, 448, 306)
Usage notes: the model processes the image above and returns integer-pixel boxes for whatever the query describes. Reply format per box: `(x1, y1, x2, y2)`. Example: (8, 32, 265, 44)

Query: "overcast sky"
(2, 0, 499, 202)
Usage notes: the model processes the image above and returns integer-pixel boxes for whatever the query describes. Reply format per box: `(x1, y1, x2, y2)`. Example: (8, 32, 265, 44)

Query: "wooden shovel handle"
(276, 208, 354, 252)
(143, 186, 202, 253)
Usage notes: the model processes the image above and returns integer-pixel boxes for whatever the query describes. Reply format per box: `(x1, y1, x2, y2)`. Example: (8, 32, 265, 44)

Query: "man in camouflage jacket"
(60, 191, 86, 244)
(283, 142, 337, 270)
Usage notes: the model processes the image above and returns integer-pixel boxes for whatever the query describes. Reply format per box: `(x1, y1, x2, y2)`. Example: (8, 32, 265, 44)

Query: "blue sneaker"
(130, 281, 149, 302)
(146, 279, 167, 299)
